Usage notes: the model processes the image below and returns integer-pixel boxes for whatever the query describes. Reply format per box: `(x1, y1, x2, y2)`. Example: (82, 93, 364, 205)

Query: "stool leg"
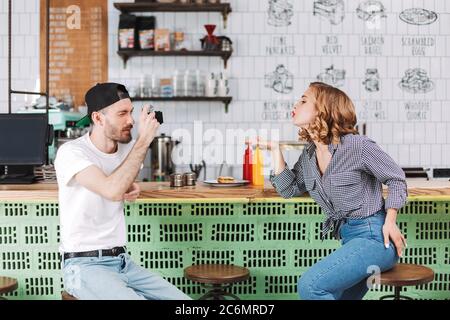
(380, 287, 413, 300)
(394, 287, 400, 300)
(199, 285, 225, 300)
(199, 291, 215, 300)
(198, 284, 241, 300)
(219, 291, 241, 300)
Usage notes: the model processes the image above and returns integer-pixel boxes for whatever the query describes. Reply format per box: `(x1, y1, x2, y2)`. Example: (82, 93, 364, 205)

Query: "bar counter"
(1, 179, 449, 202)
(0, 179, 449, 300)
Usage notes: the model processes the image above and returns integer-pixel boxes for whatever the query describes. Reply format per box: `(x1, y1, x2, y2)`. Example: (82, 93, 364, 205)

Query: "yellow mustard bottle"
(252, 144, 264, 186)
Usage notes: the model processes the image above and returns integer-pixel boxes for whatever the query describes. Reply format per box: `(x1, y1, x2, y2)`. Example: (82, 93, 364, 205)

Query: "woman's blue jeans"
(298, 209, 398, 300)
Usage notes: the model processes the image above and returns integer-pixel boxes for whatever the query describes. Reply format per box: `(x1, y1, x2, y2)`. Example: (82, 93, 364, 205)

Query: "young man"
(55, 82, 190, 300)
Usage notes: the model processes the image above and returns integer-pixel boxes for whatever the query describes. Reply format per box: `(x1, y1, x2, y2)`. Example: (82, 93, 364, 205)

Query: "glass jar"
(195, 70, 205, 96)
(150, 74, 160, 97)
(173, 31, 186, 51)
(183, 70, 196, 97)
(205, 72, 217, 97)
(173, 70, 184, 97)
(139, 76, 148, 98)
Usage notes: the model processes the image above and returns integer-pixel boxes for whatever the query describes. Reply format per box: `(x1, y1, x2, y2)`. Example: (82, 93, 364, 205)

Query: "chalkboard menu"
(40, 0, 108, 108)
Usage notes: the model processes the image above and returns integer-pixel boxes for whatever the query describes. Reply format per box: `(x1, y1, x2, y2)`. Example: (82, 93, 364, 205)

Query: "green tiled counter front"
(0, 198, 449, 300)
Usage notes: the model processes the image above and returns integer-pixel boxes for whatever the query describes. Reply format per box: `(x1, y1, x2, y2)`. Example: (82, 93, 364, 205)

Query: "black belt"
(63, 246, 126, 260)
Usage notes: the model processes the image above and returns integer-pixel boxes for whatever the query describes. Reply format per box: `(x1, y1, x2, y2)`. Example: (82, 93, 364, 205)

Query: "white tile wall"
(0, 0, 40, 113)
(1, 0, 449, 178)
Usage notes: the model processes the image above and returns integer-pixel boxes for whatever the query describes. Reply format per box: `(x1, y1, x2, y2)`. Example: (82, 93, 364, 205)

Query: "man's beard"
(105, 123, 133, 144)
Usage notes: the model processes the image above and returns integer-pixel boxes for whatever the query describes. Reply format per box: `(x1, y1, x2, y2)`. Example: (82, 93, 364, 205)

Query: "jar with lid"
(183, 172, 197, 186)
(170, 173, 184, 187)
(173, 31, 186, 51)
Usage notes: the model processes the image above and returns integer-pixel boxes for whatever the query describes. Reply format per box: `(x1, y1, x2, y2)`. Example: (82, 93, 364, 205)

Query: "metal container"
(150, 134, 180, 181)
(183, 172, 197, 186)
(169, 173, 184, 187)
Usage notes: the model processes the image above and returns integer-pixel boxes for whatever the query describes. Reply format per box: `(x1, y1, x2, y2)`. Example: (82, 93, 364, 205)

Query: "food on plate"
(217, 176, 236, 184)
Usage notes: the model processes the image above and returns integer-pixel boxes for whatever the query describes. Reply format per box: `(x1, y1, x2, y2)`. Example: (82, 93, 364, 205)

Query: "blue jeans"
(298, 210, 398, 300)
(62, 252, 191, 300)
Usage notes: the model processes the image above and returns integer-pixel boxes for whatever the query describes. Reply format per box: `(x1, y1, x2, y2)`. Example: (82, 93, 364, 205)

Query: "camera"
(154, 111, 163, 124)
(148, 110, 164, 124)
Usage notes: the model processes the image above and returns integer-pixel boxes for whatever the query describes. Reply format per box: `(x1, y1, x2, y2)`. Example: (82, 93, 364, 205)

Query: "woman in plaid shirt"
(262, 82, 408, 300)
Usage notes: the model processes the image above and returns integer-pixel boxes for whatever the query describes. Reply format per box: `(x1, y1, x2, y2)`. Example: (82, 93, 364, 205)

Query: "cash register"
(0, 114, 53, 184)
(17, 108, 86, 163)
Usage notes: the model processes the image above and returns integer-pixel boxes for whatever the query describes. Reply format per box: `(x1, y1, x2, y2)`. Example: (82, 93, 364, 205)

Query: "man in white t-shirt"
(54, 82, 190, 300)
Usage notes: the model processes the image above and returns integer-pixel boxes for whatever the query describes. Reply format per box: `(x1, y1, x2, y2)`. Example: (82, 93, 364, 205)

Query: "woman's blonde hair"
(299, 82, 358, 145)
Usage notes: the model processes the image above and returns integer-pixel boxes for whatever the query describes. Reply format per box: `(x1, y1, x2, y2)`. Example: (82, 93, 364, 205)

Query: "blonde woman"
(259, 82, 408, 300)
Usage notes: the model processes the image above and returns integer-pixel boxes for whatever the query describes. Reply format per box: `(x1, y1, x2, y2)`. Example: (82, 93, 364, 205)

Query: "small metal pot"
(183, 172, 197, 186)
(169, 173, 184, 187)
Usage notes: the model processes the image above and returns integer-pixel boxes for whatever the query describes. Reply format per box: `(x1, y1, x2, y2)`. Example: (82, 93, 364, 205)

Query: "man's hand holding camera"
(138, 105, 161, 146)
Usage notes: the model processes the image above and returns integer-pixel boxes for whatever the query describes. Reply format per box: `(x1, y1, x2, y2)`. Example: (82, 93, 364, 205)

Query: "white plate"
(203, 179, 250, 187)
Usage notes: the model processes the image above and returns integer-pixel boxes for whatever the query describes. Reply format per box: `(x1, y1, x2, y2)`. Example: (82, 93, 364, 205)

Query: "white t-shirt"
(54, 133, 135, 253)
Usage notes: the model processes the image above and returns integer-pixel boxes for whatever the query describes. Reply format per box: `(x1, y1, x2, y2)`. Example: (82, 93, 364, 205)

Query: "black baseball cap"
(76, 82, 131, 127)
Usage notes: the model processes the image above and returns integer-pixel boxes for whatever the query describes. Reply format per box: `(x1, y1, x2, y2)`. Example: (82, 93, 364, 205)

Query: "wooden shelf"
(113, 2, 232, 27)
(117, 49, 232, 68)
(131, 96, 233, 113)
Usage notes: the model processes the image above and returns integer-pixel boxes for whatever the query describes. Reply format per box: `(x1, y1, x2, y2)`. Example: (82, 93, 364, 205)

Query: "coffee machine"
(149, 134, 180, 181)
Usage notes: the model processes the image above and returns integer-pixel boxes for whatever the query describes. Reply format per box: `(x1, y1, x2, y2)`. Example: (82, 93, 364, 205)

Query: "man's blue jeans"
(62, 252, 191, 300)
(298, 209, 398, 300)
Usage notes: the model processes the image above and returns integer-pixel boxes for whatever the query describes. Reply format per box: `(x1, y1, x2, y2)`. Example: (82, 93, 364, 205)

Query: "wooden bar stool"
(379, 263, 434, 300)
(61, 291, 78, 300)
(0, 276, 18, 300)
(184, 264, 250, 300)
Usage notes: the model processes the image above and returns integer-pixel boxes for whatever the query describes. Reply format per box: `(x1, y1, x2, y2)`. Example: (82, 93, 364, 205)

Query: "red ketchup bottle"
(243, 140, 253, 182)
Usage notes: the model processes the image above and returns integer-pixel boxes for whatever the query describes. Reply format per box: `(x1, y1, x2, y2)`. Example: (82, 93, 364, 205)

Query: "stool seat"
(0, 276, 18, 295)
(184, 264, 249, 285)
(378, 263, 434, 300)
(184, 264, 250, 300)
(61, 291, 78, 300)
(380, 263, 434, 287)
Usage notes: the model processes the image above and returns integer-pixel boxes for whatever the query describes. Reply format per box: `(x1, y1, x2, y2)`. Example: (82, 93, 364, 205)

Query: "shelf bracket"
(222, 56, 228, 69)
(121, 54, 129, 69)
(222, 10, 229, 29)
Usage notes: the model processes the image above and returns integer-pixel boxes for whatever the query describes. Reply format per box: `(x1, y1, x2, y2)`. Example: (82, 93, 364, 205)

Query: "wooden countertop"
(0, 179, 449, 202)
